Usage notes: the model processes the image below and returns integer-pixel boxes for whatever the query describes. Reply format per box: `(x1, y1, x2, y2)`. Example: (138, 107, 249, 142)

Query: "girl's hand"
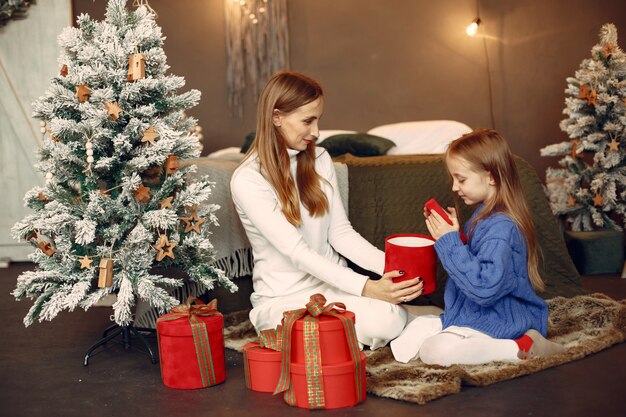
(424, 207, 459, 240)
(362, 270, 423, 304)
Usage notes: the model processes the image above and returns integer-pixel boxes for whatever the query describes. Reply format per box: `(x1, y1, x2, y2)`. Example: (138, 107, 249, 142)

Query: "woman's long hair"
(247, 71, 328, 225)
(445, 129, 544, 291)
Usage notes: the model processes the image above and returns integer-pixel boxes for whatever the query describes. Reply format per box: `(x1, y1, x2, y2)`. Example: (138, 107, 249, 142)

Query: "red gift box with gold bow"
(156, 297, 225, 389)
(273, 293, 367, 409)
(243, 324, 284, 393)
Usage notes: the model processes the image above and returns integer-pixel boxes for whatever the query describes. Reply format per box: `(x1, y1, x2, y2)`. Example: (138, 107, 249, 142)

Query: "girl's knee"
(419, 335, 457, 366)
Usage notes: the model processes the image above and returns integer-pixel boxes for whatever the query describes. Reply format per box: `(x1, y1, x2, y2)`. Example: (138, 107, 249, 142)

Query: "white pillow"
(316, 130, 358, 145)
(367, 120, 472, 155)
(206, 146, 245, 162)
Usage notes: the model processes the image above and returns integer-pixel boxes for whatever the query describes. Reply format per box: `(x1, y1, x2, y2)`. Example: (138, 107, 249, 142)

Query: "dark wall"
(72, 0, 626, 179)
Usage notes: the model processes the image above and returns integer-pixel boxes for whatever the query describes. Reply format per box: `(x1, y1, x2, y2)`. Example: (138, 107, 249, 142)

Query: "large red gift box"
(156, 298, 225, 389)
(274, 294, 367, 410)
(290, 351, 367, 409)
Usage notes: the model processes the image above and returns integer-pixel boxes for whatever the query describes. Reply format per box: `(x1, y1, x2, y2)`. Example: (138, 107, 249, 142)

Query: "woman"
(230, 71, 423, 349)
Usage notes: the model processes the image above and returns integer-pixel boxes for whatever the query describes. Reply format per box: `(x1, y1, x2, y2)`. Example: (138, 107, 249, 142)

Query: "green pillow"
(241, 131, 256, 153)
(319, 133, 395, 157)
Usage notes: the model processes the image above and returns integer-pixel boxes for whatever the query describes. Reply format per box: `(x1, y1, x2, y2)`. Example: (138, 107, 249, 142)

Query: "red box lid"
(292, 310, 355, 331)
(243, 341, 282, 362)
(157, 314, 223, 337)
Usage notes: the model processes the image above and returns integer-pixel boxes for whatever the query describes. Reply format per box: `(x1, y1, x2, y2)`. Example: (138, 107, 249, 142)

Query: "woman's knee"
(355, 303, 408, 341)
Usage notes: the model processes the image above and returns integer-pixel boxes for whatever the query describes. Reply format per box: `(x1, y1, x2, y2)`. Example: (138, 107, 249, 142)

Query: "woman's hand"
(361, 270, 423, 304)
(424, 206, 459, 240)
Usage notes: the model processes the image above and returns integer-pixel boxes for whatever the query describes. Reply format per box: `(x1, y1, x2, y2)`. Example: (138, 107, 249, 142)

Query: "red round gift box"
(157, 314, 225, 389)
(291, 311, 355, 365)
(289, 351, 367, 409)
(243, 341, 282, 393)
(384, 233, 437, 295)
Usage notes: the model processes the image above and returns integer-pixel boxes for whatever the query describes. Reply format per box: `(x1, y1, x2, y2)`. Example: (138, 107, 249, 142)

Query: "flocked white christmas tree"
(541, 23, 626, 231)
(12, 0, 236, 327)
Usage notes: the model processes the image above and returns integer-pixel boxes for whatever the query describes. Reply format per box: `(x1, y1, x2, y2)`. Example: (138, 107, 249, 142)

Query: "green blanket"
(340, 154, 583, 306)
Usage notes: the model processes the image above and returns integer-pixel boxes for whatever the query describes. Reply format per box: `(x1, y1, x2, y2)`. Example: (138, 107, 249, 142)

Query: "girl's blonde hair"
(445, 129, 544, 292)
(247, 71, 328, 225)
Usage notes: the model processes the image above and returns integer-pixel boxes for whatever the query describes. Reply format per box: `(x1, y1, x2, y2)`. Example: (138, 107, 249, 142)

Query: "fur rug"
(223, 293, 626, 405)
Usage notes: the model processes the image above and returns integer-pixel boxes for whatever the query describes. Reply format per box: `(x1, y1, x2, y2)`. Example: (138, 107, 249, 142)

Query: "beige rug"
(223, 293, 626, 404)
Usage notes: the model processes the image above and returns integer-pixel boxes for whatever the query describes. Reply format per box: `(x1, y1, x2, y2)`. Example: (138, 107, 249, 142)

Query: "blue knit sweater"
(434, 208, 548, 339)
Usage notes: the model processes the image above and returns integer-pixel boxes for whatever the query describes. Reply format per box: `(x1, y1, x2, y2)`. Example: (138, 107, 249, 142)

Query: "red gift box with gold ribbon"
(273, 293, 367, 409)
(156, 297, 225, 389)
(243, 326, 283, 393)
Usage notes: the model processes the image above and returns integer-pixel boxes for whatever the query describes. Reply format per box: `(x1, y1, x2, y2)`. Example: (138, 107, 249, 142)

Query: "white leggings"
(390, 315, 520, 366)
(250, 283, 408, 350)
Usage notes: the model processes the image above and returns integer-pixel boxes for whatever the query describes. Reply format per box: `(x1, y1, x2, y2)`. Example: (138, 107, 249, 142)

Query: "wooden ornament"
(37, 192, 47, 202)
(98, 258, 114, 288)
(608, 138, 619, 152)
(164, 155, 179, 174)
(37, 241, 56, 257)
(60, 64, 68, 77)
(133, 183, 151, 202)
(566, 196, 577, 207)
(181, 208, 206, 234)
(603, 43, 616, 58)
(26, 231, 38, 242)
(105, 102, 123, 120)
(75, 84, 91, 103)
(587, 89, 598, 106)
(160, 196, 174, 209)
(592, 193, 604, 207)
(79, 255, 93, 269)
(578, 85, 590, 100)
(127, 53, 146, 82)
(153, 234, 177, 261)
(571, 139, 580, 158)
(141, 126, 159, 145)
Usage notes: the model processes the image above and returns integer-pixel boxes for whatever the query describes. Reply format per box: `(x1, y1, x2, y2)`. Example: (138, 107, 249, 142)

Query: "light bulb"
(466, 18, 481, 36)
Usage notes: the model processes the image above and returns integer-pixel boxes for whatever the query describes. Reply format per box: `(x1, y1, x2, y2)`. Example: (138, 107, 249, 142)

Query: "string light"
(466, 18, 481, 37)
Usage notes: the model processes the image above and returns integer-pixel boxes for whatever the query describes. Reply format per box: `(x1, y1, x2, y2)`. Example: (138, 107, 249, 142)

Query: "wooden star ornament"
(181, 209, 206, 234)
(75, 84, 91, 103)
(79, 255, 93, 269)
(153, 234, 177, 261)
(160, 196, 174, 209)
(592, 193, 604, 207)
(566, 196, 577, 207)
(603, 43, 616, 58)
(608, 138, 619, 152)
(133, 183, 151, 203)
(105, 102, 123, 120)
(141, 126, 160, 145)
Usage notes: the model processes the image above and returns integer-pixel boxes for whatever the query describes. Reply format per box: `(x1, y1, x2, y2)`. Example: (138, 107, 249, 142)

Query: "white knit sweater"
(230, 147, 385, 307)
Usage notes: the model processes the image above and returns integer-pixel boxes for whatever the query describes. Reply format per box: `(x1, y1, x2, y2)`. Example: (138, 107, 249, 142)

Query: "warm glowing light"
(466, 18, 481, 36)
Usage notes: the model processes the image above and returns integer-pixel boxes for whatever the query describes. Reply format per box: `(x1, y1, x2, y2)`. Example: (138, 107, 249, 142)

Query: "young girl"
(390, 129, 565, 365)
(230, 71, 423, 349)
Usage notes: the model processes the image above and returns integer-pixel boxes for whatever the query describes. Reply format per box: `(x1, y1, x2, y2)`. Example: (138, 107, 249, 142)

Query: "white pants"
(390, 315, 520, 366)
(250, 283, 408, 350)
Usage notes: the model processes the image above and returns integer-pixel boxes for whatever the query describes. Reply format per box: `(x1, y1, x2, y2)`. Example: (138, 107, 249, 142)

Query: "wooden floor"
(1, 262, 625, 417)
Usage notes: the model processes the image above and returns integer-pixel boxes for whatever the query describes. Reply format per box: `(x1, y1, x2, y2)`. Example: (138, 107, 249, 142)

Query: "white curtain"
(0, 0, 71, 261)
(224, 0, 290, 117)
